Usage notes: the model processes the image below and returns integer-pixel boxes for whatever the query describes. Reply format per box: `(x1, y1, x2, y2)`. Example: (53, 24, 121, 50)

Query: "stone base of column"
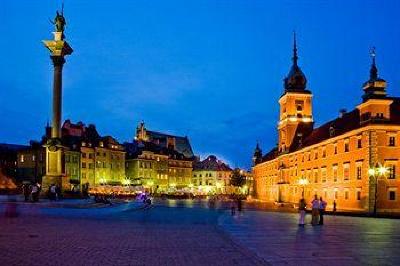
(41, 175, 63, 197)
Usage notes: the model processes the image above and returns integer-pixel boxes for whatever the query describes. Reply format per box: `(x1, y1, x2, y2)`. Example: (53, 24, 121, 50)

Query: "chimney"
(339, 108, 347, 118)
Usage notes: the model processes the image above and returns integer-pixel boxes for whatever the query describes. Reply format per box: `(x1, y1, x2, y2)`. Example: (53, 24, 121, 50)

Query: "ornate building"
(253, 39, 400, 214)
(125, 122, 193, 193)
(135, 121, 194, 158)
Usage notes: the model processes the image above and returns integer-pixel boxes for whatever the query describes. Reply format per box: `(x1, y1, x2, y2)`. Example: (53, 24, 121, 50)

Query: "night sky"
(1, 0, 400, 169)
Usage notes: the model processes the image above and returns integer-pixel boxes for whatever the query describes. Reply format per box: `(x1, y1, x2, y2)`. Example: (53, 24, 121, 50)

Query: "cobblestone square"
(1, 201, 400, 266)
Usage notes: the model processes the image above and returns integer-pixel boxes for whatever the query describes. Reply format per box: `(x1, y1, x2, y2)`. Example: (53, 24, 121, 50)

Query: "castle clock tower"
(278, 34, 313, 153)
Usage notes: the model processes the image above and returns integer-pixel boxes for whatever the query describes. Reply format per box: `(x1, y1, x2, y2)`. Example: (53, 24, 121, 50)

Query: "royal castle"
(253, 37, 400, 214)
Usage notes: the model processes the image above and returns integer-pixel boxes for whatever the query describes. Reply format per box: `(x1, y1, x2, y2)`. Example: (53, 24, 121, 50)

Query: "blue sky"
(1, 0, 400, 169)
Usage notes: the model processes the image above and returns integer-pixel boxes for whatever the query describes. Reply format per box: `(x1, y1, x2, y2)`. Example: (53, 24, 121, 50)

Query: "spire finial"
(370, 46, 378, 80)
(292, 31, 298, 66)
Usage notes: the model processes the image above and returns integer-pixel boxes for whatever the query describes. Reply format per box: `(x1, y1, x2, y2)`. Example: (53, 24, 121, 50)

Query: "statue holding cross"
(52, 10, 66, 33)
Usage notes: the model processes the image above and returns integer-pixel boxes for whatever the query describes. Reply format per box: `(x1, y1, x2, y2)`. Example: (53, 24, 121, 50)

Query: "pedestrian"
(22, 184, 31, 202)
(237, 197, 242, 212)
(49, 184, 57, 200)
(311, 195, 319, 226)
(319, 197, 327, 225)
(83, 182, 90, 199)
(230, 200, 236, 216)
(298, 197, 307, 226)
(55, 185, 61, 200)
(333, 200, 337, 215)
(31, 183, 39, 202)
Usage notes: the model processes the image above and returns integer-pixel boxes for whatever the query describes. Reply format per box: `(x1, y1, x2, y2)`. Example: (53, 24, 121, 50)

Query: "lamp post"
(368, 163, 387, 216)
(299, 177, 309, 198)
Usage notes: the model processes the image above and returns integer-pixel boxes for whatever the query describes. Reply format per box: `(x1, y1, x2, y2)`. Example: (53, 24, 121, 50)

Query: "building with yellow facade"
(62, 120, 126, 188)
(253, 40, 400, 214)
(125, 122, 194, 193)
(17, 120, 126, 192)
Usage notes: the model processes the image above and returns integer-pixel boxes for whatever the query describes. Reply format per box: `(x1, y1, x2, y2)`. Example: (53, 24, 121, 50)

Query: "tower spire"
(292, 31, 298, 66)
(284, 31, 307, 92)
(362, 46, 387, 102)
(370, 46, 378, 80)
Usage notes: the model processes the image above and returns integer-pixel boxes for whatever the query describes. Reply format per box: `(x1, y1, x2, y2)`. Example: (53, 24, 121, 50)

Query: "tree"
(230, 168, 246, 188)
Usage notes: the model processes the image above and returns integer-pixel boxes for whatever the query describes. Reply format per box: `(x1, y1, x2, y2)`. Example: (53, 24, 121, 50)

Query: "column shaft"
(51, 56, 65, 139)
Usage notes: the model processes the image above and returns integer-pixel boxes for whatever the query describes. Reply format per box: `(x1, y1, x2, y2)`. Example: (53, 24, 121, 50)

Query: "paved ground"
(0, 201, 265, 266)
(219, 210, 400, 266)
(1, 199, 400, 266)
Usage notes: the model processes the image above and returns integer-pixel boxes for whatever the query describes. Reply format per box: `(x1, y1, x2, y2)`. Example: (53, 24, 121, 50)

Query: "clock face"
(49, 145, 57, 152)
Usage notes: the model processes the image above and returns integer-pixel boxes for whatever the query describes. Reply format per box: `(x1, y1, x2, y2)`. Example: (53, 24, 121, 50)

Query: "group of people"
(298, 195, 328, 226)
(22, 183, 41, 202)
(140, 193, 152, 209)
(94, 194, 112, 205)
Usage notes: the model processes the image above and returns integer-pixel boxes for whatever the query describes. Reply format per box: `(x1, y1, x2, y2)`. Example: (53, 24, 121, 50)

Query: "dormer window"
(329, 126, 335, 137)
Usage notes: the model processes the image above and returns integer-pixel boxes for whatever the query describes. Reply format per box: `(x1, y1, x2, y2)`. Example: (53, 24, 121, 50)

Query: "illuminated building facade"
(192, 155, 233, 194)
(125, 122, 194, 192)
(253, 40, 400, 214)
(17, 120, 126, 191)
(62, 120, 126, 188)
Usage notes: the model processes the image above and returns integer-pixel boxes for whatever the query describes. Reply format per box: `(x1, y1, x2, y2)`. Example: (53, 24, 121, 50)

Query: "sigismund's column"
(42, 10, 73, 192)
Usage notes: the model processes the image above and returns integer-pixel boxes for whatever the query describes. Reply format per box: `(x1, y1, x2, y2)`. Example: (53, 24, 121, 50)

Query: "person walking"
(298, 198, 307, 226)
(319, 197, 327, 225)
(230, 200, 236, 216)
(49, 184, 57, 201)
(311, 195, 319, 226)
(333, 200, 337, 215)
(22, 184, 31, 202)
(31, 183, 39, 202)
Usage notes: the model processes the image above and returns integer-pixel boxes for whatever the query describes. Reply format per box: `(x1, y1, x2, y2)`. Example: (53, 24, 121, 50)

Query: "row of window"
(65, 155, 79, 163)
(139, 161, 152, 169)
(301, 187, 397, 201)
(299, 163, 396, 183)
(195, 180, 231, 186)
(193, 173, 231, 178)
(265, 162, 397, 183)
(81, 161, 122, 169)
(20, 154, 43, 163)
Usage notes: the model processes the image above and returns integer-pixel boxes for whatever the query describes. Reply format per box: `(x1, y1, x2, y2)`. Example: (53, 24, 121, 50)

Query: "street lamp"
(298, 177, 309, 197)
(369, 163, 388, 216)
(99, 178, 107, 186)
(122, 179, 131, 186)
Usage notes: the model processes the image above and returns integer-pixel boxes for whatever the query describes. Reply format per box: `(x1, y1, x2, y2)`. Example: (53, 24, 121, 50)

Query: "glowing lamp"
(368, 168, 376, 176)
(378, 166, 387, 176)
